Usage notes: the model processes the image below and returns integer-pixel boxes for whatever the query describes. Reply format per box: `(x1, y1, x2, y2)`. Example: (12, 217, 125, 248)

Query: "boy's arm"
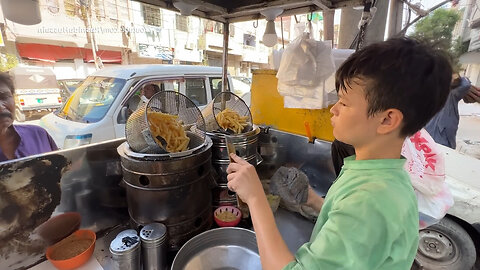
(249, 195, 296, 270)
(304, 187, 324, 213)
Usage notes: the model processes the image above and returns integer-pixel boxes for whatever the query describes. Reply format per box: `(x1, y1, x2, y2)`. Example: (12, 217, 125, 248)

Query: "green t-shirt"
(283, 156, 419, 270)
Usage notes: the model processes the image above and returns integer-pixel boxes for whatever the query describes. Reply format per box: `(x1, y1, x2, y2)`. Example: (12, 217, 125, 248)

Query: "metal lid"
(140, 223, 167, 244)
(109, 229, 140, 255)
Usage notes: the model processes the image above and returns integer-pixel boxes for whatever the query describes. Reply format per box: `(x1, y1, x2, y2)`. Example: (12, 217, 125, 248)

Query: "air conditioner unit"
(185, 42, 195, 50)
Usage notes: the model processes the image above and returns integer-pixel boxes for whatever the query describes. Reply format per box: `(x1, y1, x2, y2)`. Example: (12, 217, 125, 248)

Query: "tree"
(409, 8, 461, 71)
(410, 8, 460, 51)
(0, 53, 18, 72)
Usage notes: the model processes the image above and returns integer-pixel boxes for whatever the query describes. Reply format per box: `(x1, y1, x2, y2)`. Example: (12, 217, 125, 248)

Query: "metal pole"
(221, 22, 229, 110)
(364, 0, 388, 46)
(387, 0, 403, 38)
(338, 7, 362, 49)
(222, 22, 229, 93)
(323, 10, 335, 47)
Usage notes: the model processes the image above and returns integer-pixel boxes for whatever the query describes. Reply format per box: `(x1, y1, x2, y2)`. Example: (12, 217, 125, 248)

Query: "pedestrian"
(0, 72, 58, 162)
(226, 38, 452, 270)
(425, 74, 472, 149)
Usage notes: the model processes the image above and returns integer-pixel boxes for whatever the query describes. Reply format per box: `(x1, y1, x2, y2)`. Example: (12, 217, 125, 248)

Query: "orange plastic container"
(46, 229, 96, 270)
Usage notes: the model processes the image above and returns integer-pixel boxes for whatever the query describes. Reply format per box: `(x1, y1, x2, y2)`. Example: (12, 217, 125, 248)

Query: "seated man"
(136, 83, 161, 110)
(0, 73, 57, 162)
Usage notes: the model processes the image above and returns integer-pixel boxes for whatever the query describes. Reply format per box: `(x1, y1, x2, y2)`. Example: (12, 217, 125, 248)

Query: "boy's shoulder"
(333, 165, 417, 213)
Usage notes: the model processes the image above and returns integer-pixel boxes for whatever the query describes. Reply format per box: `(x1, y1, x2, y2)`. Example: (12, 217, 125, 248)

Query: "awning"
(84, 49, 122, 63)
(16, 43, 122, 63)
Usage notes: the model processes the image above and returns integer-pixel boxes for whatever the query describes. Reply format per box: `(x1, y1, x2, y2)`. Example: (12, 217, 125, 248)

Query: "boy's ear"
(377, 109, 403, 135)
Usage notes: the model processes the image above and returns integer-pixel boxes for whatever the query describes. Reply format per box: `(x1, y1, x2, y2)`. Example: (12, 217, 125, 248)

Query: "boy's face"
(330, 79, 380, 147)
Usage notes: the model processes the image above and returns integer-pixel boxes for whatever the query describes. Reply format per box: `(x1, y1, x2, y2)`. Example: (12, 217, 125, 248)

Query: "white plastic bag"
(402, 129, 454, 229)
(276, 32, 335, 98)
(281, 49, 355, 109)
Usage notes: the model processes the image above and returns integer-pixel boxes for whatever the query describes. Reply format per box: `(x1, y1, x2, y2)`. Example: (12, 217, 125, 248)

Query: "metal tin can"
(140, 223, 168, 270)
(109, 229, 141, 270)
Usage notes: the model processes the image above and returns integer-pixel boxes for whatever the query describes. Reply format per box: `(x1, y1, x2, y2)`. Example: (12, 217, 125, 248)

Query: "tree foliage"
(410, 8, 461, 51)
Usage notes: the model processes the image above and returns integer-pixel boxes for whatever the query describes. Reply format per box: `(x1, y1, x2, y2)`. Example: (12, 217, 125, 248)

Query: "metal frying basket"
(203, 92, 253, 134)
(125, 91, 206, 158)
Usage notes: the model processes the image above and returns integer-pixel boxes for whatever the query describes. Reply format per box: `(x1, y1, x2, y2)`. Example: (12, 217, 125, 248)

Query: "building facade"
(0, 0, 325, 80)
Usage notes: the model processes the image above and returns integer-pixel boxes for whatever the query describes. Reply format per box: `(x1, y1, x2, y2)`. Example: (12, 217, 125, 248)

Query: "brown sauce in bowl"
(50, 234, 93, 260)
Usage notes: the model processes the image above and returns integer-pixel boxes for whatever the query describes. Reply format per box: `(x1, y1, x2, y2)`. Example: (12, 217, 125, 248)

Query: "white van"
(40, 65, 233, 149)
(9, 66, 63, 121)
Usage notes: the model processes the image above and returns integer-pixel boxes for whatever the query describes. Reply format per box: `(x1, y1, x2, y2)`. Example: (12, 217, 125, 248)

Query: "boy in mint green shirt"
(226, 38, 452, 270)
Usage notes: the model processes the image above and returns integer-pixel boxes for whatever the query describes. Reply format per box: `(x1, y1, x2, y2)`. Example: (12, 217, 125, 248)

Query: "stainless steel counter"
(1, 127, 334, 269)
(90, 207, 314, 270)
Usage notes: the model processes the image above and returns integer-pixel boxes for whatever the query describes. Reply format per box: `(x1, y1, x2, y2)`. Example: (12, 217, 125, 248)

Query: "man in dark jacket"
(425, 75, 471, 149)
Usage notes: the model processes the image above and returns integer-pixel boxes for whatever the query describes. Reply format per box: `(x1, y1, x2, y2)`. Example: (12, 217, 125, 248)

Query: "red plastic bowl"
(46, 229, 96, 270)
(214, 206, 242, 227)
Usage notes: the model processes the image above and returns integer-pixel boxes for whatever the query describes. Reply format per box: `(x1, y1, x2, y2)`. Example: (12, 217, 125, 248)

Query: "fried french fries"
(215, 108, 248, 134)
(147, 110, 190, 153)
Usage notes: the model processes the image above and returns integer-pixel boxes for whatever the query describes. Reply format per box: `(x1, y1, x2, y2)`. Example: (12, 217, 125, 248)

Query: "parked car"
(233, 76, 252, 85)
(40, 65, 233, 149)
(9, 66, 63, 121)
(231, 77, 251, 106)
(414, 144, 480, 270)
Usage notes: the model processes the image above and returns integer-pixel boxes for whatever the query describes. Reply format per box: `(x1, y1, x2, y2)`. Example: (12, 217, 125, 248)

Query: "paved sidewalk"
(457, 102, 480, 160)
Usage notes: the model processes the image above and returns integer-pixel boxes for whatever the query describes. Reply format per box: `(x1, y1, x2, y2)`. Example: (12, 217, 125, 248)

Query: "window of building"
(105, 0, 118, 20)
(143, 4, 162, 27)
(185, 78, 207, 106)
(117, 0, 129, 21)
(176, 14, 189, 32)
(243, 34, 256, 47)
(229, 24, 235, 37)
(94, 0, 105, 20)
(209, 78, 229, 99)
(214, 22, 223, 34)
(64, 0, 78, 17)
(205, 21, 214, 32)
(46, 0, 60, 14)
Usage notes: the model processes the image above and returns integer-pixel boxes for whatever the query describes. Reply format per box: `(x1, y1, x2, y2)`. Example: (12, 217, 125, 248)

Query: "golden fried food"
(216, 210, 237, 222)
(215, 108, 248, 134)
(147, 110, 190, 153)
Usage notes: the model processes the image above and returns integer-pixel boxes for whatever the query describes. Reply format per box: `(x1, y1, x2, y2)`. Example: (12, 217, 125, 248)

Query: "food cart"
(1, 1, 479, 270)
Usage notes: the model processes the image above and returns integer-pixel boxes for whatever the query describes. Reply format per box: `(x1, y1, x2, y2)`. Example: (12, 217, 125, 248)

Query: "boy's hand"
(226, 154, 265, 205)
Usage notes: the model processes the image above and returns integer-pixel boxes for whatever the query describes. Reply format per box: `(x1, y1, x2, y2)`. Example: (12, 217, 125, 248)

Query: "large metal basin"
(171, 227, 260, 270)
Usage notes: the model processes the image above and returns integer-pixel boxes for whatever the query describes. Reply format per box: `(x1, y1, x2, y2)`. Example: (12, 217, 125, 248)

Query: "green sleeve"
(283, 191, 395, 270)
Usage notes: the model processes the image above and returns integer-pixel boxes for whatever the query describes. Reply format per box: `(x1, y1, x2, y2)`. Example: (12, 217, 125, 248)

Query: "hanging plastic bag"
(402, 129, 454, 229)
(276, 30, 335, 99)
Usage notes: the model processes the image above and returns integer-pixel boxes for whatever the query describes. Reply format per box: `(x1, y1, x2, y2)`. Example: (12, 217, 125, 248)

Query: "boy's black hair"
(335, 37, 452, 136)
(0, 72, 15, 94)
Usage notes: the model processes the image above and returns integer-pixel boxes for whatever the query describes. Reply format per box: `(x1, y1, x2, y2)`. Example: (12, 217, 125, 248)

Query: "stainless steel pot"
(118, 139, 213, 251)
(208, 127, 262, 185)
(211, 154, 261, 185)
(212, 185, 237, 208)
(208, 127, 260, 161)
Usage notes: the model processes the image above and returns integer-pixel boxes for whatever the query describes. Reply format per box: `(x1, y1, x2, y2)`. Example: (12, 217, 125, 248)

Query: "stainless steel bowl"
(171, 227, 261, 270)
